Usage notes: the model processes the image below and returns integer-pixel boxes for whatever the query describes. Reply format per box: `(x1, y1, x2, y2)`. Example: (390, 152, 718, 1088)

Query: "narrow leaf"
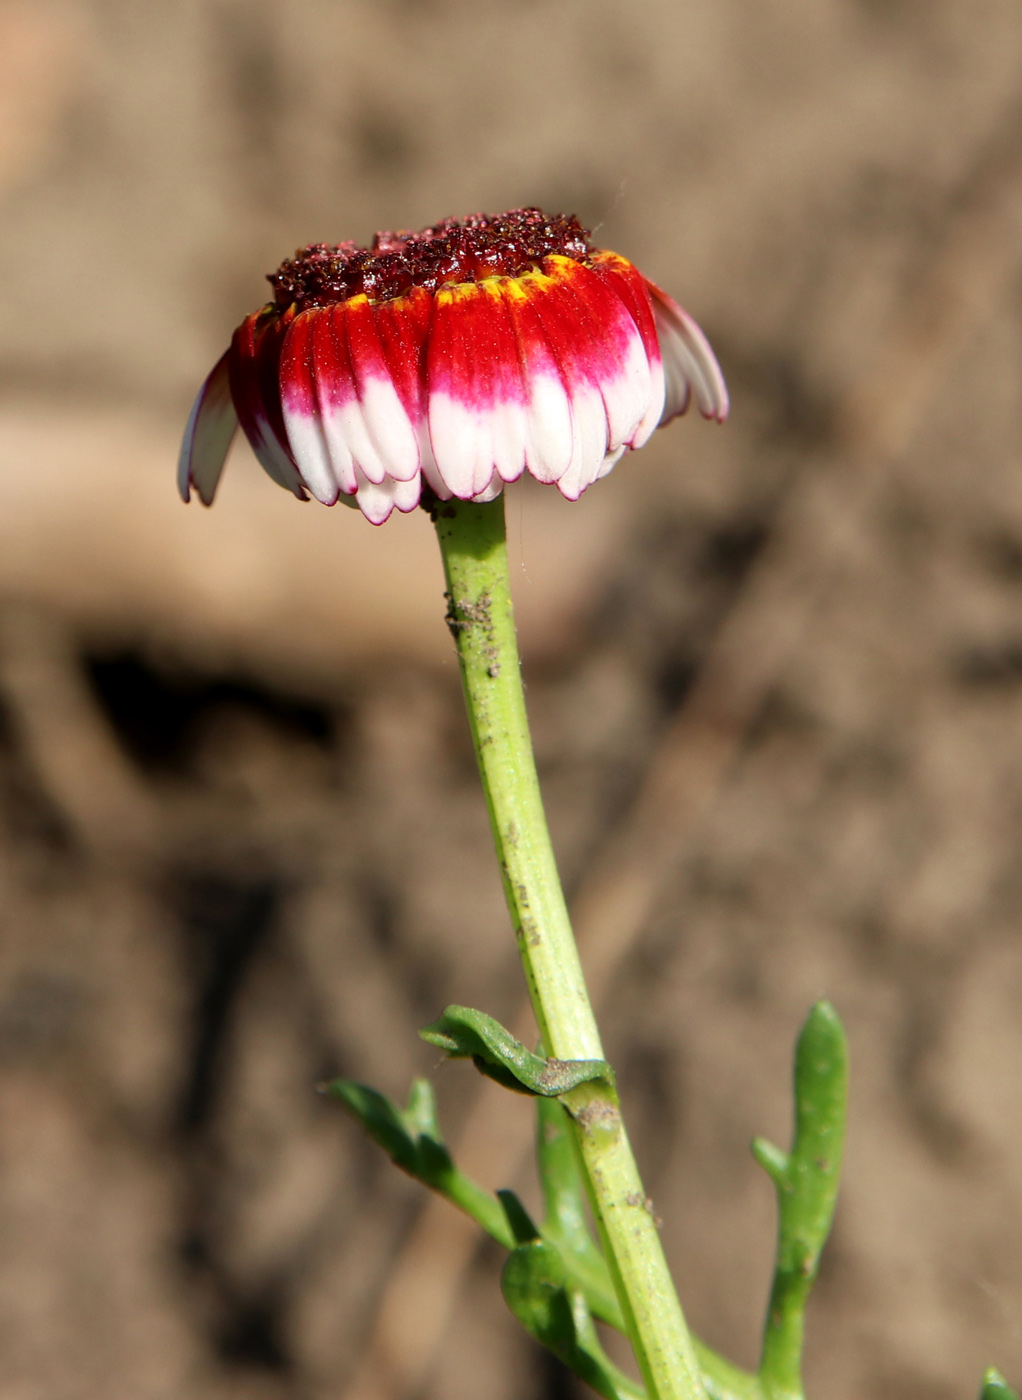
(982, 1369, 1021, 1400)
(421, 1005, 614, 1096)
(502, 1241, 645, 1400)
(326, 1076, 515, 1250)
(750, 1138, 788, 1186)
(404, 1077, 443, 1140)
(327, 1080, 420, 1175)
(498, 1188, 542, 1245)
(536, 1096, 625, 1330)
(756, 1001, 849, 1399)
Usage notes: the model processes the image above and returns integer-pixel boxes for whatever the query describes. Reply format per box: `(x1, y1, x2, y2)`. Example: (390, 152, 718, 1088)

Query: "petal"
(522, 261, 609, 498)
(501, 279, 574, 485)
(345, 295, 421, 481)
(374, 287, 440, 488)
(544, 256, 652, 455)
(313, 299, 396, 487)
(280, 309, 341, 504)
(595, 444, 626, 481)
(426, 281, 529, 499)
(470, 472, 505, 503)
(588, 251, 666, 447)
(420, 456, 453, 500)
(178, 349, 237, 505)
(373, 285, 432, 423)
(480, 283, 529, 485)
(229, 309, 307, 499)
(645, 280, 729, 424)
(308, 306, 358, 496)
(354, 465, 422, 525)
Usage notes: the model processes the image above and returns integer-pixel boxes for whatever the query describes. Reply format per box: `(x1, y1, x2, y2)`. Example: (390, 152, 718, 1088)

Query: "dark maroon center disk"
(268, 207, 593, 310)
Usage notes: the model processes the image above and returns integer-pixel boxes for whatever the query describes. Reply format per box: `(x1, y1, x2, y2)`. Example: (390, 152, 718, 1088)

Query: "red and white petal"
(547, 258, 652, 456)
(353, 465, 422, 525)
(280, 311, 341, 504)
(373, 287, 431, 423)
(524, 263, 609, 498)
(645, 281, 729, 424)
(311, 302, 394, 488)
(470, 473, 505, 503)
(588, 252, 666, 447)
(179, 349, 238, 505)
(420, 451, 453, 500)
(600, 331, 651, 452)
(427, 282, 529, 499)
(502, 280, 574, 485)
(229, 310, 307, 499)
(307, 306, 359, 496)
(344, 296, 421, 481)
(480, 284, 528, 484)
(595, 444, 626, 482)
(374, 287, 435, 484)
(557, 380, 608, 499)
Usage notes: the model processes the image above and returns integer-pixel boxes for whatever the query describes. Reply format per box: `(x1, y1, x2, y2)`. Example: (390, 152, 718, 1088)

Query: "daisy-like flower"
(179, 208, 728, 525)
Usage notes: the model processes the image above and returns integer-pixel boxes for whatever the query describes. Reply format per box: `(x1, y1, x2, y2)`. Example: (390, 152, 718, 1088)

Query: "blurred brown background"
(1, 1, 1022, 1397)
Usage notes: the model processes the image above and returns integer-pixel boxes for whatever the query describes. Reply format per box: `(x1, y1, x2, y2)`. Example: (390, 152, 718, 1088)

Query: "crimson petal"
(229, 309, 307, 498)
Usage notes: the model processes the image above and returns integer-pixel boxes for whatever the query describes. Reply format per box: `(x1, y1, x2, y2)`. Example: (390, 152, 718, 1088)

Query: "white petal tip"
(647, 282, 729, 427)
(179, 350, 238, 507)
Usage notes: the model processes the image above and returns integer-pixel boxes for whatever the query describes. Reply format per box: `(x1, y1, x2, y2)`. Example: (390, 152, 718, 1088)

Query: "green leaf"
(497, 1189, 542, 1245)
(749, 1138, 788, 1186)
(982, 1369, 1020, 1400)
(327, 1080, 422, 1175)
(325, 1076, 515, 1250)
(503, 1240, 574, 1349)
(532, 1097, 761, 1400)
(404, 1076, 444, 1140)
(501, 1243, 574, 1349)
(502, 1240, 645, 1400)
(756, 1001, 849, 1400)
(421, 1005, 614, 1096)
(328, 1076, 763, 1400)
(538, 1096, 592, 1252)
(536, 1096, 625, 1331)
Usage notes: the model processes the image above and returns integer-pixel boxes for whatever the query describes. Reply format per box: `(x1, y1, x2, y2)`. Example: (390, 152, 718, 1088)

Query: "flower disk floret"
(179, 207, 729, 525)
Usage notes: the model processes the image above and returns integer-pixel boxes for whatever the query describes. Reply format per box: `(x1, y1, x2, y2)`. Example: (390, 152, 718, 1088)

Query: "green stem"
(432, 495, 706, 1400)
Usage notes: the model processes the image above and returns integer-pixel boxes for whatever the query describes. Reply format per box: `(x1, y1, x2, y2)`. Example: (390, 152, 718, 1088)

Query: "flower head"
(179, 208, 728, 525)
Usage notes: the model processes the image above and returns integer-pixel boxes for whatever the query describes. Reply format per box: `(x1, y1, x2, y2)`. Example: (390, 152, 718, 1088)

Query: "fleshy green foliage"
(535, 1096, 625, 1328)
(420, 1005, 614, 1096)
(325, 1076, 516, 1249)
(752, 1002, 848, 1400)
(496, 1188, 542, 1245)
(503, 1239, 645, 1400)
(328, 1003, 901, 1400)
(982, 1370, 1021, 1400)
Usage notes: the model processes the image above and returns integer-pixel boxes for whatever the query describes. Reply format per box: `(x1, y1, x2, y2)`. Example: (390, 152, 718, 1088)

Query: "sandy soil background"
(1, 2, 1022, 1397)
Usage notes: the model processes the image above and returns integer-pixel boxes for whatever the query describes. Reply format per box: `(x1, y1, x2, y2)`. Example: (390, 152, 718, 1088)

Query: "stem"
(433, 495, 706, 1400)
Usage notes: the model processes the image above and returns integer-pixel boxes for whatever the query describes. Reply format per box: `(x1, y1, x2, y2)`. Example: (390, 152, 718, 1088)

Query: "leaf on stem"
(754, 1001, 849, 1400)
(497, 1188, 542, 1245)
(502, 1239, 646, 1400)
(325, 1075, 516, 1249)
(981, 1369, 1021, 1400)
(536, 1096, 626, 1330)
(329, 1071, 764, 1400)
(421, 1005, 615, 1096)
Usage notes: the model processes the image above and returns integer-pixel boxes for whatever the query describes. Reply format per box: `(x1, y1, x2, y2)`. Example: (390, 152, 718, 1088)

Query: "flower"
(179, 208, 728, 525)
